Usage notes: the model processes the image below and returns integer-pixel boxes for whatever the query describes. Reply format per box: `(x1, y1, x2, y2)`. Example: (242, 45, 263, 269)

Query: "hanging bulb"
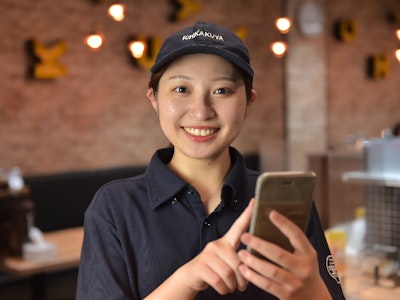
(128, 40, 146, 58)
(275, 17, 292, 34)
(85, 33, 104, 50)
(271, 41, 288, 57)
(108, 3, 126, 22)
(396, 29, 400, 40)
(395, 49, 400, 63)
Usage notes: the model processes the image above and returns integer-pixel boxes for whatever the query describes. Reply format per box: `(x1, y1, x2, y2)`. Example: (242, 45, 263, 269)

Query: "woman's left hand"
(238, 210, 332, 300)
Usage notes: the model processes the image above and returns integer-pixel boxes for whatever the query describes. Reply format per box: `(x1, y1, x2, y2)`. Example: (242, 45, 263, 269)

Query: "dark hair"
(148, 65, 253, 102)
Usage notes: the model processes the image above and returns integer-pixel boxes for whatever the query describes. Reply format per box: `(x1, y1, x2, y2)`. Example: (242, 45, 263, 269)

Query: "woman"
(77, 21, 345, 299)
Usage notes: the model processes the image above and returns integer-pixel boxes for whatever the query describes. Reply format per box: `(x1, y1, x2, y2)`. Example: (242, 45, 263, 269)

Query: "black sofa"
(24, 165, 147, 233)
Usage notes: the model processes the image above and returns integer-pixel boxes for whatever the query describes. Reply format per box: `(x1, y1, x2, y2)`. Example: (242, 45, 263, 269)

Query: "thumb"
(224, 199, 255, 248)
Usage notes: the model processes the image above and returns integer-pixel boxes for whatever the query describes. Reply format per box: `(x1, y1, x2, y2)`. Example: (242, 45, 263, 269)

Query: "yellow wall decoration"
(366, 54, 390, 79)
(334, 18, 358, 42)
(169, 0, 202, 22)
(26, 39, 67, 79)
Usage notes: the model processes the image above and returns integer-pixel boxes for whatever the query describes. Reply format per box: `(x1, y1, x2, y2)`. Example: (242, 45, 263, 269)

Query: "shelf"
(342, 172, 400, 187)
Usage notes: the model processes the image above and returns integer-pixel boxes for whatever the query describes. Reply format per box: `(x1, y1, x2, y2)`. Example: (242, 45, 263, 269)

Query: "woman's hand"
(173, 199, 255, 296)
(238, 210, 332, 300)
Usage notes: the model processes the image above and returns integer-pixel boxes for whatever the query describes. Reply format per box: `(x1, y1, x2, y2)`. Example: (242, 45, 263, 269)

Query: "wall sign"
(26, 39, 67, 79)
(366, 54, 390, 79)
(333, 18, 358, 42)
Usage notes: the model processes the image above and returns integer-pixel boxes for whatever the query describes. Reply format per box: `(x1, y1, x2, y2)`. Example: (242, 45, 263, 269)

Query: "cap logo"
(182, 29, 224, 41)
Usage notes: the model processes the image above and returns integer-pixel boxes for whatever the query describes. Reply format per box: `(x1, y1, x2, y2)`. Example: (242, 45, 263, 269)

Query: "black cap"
(150, 21, 254, 79)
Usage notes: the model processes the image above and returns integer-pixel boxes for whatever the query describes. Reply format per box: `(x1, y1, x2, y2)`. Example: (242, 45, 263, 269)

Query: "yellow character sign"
(27, 39, 67, 79)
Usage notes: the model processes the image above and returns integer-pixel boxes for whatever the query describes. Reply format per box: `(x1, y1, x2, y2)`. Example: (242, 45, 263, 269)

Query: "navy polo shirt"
(77, 147, 345, 300)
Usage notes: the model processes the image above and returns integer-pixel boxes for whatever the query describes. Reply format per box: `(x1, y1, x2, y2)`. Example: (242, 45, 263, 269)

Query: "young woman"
(77, 21, 345, 299)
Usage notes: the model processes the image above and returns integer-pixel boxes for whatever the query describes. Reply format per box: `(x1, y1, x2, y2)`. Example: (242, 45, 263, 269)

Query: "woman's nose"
(190, 95, 216, 120)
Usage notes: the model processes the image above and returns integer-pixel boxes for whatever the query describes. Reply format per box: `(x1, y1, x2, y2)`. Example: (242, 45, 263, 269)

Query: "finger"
(238, 248, 293, 285)
(206, 242, 249, 292)
(238, 263, 292, 299)
(269, 210, 314, 254)
(216, 249, 249, 291)
(223, 199, 255, 248)
(240, 232, 291, 268)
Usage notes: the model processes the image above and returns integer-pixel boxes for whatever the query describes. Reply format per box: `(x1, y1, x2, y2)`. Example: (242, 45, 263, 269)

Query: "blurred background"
(1, 0, 400, 299)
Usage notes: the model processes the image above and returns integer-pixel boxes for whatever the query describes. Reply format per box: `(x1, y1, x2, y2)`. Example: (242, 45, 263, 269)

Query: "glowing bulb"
(396, 29, 400, 40)
(395, 49, 400, 63)
(85, 33, 104, 50)
(108, 3, 126, 22)
(271, 41, 288, 57)
(128, 40, 146, 58)
(275, 17, 292, 34)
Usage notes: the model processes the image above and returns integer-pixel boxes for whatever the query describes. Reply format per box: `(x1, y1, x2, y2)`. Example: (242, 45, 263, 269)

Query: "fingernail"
(238, 250, 248, 259)
(241, 233, 251, 244)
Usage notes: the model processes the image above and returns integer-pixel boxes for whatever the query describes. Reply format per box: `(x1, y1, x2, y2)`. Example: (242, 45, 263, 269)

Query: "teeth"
(184, 128, 216, 136)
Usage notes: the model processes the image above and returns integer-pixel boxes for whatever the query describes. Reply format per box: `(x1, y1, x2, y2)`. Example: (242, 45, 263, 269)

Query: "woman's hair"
(148, 64, 253, 102)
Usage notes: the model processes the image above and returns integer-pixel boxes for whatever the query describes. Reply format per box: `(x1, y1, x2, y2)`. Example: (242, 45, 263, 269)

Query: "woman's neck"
(168, 149, 231, 213)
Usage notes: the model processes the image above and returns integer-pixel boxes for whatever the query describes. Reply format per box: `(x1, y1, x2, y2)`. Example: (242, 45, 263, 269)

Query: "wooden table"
(344, 266, 400, 300)
(2, 227, 83, 299)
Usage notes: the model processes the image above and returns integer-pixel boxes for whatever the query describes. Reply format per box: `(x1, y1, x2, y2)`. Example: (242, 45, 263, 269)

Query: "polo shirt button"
(187, 190, 194, 195)
(171, 197, 178, 204)
(232, 199, 238, 203)
(204, 221, 211, 227)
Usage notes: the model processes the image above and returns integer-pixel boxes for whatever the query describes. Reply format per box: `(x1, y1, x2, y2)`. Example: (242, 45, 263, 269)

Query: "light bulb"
(85, 33, 104, 50)
(271, 41, 288, 57)
(275, 17, 292, 34)
(108, 3, 126, 22)
(128, 40, 146, 58)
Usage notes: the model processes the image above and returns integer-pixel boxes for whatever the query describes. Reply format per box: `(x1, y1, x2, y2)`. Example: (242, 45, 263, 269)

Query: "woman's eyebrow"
(167, 74, 192, 80)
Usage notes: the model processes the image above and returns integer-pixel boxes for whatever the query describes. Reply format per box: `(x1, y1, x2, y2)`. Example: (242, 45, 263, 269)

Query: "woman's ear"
(248, 89, 257, 106)
(146, 88, 159, 113)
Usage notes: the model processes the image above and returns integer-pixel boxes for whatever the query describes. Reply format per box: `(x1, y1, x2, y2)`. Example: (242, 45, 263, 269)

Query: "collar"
(145, 147, 249, 211)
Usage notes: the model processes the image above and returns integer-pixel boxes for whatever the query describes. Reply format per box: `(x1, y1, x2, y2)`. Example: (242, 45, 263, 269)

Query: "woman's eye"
(173, 86, 187, 93)
(214, 88, 233, 95)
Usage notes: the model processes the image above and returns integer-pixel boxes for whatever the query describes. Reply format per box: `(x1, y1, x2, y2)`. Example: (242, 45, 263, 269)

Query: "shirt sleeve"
(307, 203, 346, 300)
(76, 193, 136, 300)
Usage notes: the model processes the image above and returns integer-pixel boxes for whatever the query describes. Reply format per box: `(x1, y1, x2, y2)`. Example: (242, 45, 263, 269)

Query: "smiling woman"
(76, 21, 345, 300)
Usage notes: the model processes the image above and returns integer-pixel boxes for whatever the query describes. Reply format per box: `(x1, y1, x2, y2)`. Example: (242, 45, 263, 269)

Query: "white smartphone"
(248, 171, 316, 258)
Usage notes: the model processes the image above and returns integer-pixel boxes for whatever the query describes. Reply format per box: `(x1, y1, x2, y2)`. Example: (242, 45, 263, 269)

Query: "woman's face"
(147, 53, 256, 161)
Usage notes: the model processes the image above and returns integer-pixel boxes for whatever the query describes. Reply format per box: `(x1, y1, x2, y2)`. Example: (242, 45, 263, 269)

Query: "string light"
(271, 41, 288, 57)
(396, 29, 400, 41)
(108, 3, 126, 22)
(85, 33, 104, 50)
(395, 49, 400, 63)
(128, 40, 146, 58)
(275, 17, 292, 34)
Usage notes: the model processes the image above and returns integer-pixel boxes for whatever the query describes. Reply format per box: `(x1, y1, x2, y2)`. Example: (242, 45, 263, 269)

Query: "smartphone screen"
(248, 171, 316, 258)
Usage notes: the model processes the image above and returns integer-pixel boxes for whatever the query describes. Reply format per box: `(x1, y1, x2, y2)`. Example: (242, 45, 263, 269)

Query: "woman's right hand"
(177, 200, 254, 295)
(145, 200, 254, 300)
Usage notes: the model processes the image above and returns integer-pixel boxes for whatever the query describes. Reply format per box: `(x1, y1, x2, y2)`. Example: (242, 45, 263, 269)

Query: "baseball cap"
(150, 21, 254, 79)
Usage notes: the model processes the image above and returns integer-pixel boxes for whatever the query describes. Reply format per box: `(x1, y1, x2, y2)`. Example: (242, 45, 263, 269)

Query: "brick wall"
(0, 0, 284, 174)
(1, 0, 400, 175)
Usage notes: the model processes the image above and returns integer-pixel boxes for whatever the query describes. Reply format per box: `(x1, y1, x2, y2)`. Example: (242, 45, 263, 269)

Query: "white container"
(365, 137, 400, 176)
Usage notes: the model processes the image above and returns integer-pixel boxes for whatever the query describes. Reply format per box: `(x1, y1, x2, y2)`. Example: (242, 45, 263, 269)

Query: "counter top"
(344, 266, 400, 300)
(342, 171, 400, 187)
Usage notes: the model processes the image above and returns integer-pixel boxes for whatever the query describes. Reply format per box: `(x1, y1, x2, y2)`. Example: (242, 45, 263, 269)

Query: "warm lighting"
(85, 33, 104, 50)
(108, 3, 126, 22)
(271, 41, 288, 57)
(395, 49, 400, 63)
(128, 40, 146, 58)
(396, 29, 400, 40)
(275, 17, 292, 34)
